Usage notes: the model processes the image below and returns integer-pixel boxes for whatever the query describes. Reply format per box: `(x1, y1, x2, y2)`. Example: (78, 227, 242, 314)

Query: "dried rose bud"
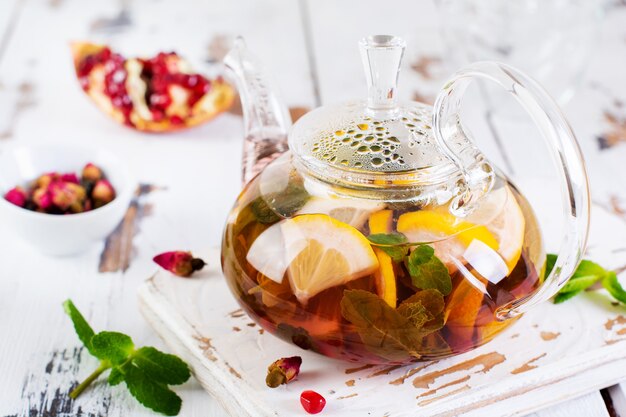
(66, 183, 87, 213)
(266, 356, 302, 388)
(35, 173, 59, 189)
(32, 187, 53, 210)
(4, 187, 28, 207)
(61, 173, 80, 184)
(82, 163, 103, 182)
(50, 181, 82, 211)
(91, 179, 116, 208)
(153, 251, 206, 277)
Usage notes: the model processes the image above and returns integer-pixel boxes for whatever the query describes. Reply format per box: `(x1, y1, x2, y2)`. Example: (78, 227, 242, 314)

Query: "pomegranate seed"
(170, 115, 184, 125)
(300, 390, 326, 414)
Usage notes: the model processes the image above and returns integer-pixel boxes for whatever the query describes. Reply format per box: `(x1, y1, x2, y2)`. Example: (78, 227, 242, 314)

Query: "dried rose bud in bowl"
(3, 163, 116, 214)
(71, 42, 235, 132)
(0, 144, 135, 256)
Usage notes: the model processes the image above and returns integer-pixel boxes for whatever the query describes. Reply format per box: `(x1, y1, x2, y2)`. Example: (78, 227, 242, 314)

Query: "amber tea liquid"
(222, 173, 544, 364)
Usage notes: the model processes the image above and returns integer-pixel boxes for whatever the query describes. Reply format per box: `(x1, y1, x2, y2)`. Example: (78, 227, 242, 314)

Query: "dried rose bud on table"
(265, 356, 302, 388)
(2, 163, 116, 214)
(153, 251, 207, 277)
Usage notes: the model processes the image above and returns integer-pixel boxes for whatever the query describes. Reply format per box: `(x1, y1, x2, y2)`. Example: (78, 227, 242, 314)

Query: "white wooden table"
(0, 1, 625, 416)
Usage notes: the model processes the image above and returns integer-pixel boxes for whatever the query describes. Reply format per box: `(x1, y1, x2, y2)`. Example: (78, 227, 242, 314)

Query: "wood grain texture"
(530, 392, 610, 417)
(138, 209, 626, 417)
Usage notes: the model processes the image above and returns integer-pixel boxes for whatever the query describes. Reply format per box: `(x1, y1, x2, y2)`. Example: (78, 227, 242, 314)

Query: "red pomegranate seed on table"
(300, 390, 326, 414)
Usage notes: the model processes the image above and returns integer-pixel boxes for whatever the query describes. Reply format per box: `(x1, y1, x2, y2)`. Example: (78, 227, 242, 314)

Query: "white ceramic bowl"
(0, 144, 135, 256)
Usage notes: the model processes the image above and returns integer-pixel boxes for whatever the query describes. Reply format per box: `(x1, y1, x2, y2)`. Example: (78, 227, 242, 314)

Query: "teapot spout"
(224, 37, 292, 184)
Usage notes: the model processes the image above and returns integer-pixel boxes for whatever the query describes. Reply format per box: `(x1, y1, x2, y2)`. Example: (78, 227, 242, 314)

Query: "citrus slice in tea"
(282, 214, 379, 304)
(297, 196, 385, 229)
(246, 222, 292, 283)
(397, 210, 499, 249)
(397, 209, 498, 270)
(485, 187, 525, 272)
(368, 209, 397, 308)
(397, 185, 525, 275)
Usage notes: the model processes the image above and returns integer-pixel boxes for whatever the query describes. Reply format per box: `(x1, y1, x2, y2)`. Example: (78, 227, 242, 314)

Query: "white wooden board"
(138, 193, 626, 417)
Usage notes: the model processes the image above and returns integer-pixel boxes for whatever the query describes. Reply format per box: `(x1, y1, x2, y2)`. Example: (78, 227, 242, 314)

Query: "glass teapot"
(221, 35, 590, 364)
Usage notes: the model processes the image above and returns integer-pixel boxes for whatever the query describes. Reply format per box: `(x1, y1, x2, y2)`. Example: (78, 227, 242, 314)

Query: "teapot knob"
(359, 35, 405, 117)
(433, 62, 590, 320)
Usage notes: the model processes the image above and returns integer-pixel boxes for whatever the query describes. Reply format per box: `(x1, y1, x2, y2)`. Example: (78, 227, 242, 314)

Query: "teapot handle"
(432, 62, 590, 320)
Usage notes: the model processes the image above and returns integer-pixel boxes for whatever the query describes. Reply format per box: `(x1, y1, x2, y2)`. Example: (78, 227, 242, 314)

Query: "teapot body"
(221, 34, 590, 364)
(221, 153, 545, 364)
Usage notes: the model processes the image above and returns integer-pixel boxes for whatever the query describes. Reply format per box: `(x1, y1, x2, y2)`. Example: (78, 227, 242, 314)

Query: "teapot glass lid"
(289, 35, 475, 188)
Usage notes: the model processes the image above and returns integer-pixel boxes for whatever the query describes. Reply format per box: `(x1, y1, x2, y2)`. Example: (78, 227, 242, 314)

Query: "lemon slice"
(246, 222, 292, 283)
(282, 214, 379, 304)
(297, 196, 385, 229)
(397, 185, 524, 275)
(368, 210, 397, 308)
(486, 187, 525, 272)
(397, 210, 499, 249)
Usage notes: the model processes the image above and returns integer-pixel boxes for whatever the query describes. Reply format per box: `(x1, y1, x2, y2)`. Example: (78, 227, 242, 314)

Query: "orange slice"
(444, 276, 484, 352)
(368, 210, 397, 308)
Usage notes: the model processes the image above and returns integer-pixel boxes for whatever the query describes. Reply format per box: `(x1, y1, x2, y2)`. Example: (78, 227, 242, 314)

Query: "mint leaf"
(250, 181, 309, 224)
(250, 197, 280, 224)
(108, 367, 124, 386)
(367, 233, 408, 261)
(401, 288, 445, 316)
(124, 364, 183, 416)
(547, 254, 626, 306)
(602, 272, 626, 304)
(397, 302, 429, 328)
(405, 245, 452, 296)
(559, 274, 600, 293)
(63, 299, 96, 355)
(554, 290, 582, 304)
(545, 253, 557, 277)
(397, 289, 445, 335)
(63, 299, 191, 415)
(340, 289, 451, 361)
(546, 254, 607, 281)
(91, 331, 135, 365)
(133, 347, 191, 385)
(340, 289, 423, 361)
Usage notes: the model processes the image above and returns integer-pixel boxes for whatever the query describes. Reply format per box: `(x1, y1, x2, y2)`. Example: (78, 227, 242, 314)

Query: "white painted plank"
(529, 391, 609, 417)
(139, 228, 626, 417)
(306, 0, 446, 105)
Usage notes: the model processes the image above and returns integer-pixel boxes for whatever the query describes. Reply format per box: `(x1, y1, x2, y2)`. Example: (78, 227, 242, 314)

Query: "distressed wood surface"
(1, 0, 626, 417)
(138, 188, 626, 417)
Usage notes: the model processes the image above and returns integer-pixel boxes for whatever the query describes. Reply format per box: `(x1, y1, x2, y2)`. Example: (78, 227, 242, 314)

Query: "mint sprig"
(405, 245, 452, 296)
(367, 233, 409, 262)
(63, 300, 191, 416)
(547, 254, 626, 304)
